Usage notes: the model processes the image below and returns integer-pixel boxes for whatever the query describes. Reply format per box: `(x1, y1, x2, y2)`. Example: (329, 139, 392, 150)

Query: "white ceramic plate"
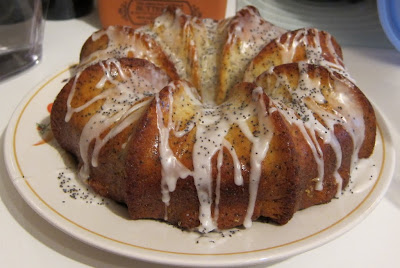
(3, 67, 396, 267)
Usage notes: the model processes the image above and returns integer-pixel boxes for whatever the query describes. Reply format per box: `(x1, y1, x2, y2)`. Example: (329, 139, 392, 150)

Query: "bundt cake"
(50, 6, 376, 233)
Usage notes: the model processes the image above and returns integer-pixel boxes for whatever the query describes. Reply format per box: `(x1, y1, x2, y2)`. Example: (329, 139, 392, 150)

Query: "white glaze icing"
(79, 26, 176, 78)
(244, 27, 355, 85)
(152, 80, 276, 232)
(65, 58, 170, 180)
(276, 28, 347, 75)
(63, 6, 372, 233)
(242, 87, 274, 228)
(218, 7, 286, 102)
(264, 62, 365, 193)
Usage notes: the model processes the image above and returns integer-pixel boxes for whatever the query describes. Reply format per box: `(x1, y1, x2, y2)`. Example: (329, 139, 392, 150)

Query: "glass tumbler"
(0, 0, 46, 81)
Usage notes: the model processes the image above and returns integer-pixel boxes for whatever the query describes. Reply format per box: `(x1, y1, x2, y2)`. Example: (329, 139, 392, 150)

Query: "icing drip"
(155, 85, 192, 207)
(65, 59, 169, 180)
(271, 63, 328, 189)
(91, 99, 151, 167)
(81, 27, 142, 67)
(218, 6, 286, 103)
(191, 98, 268, 232)
(79, 26, 177, 80)
(328, 80, 366, 171)
(136, 8, 191, 82)
(276, 28, 354, 83)
(192, 106, 228, 232)
(214, 147, 223, 227)
(242, 87, 274, 228)
(266, 62, 365, 192)
(154, 81, 275, 232)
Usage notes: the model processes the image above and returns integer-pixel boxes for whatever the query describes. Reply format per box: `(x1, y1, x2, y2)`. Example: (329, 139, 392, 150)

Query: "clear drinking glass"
(0, 0, 46, 81)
